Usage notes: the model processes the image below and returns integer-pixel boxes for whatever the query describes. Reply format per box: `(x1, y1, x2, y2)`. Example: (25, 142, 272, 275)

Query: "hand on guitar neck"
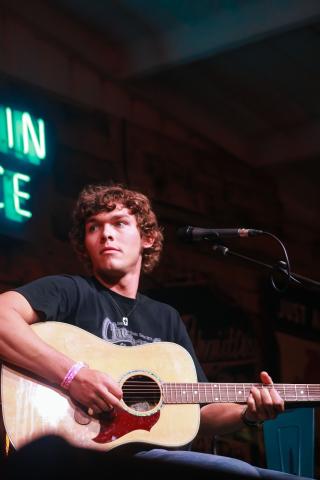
(244, 371, 284, 424)
(198, 371, 284, 437)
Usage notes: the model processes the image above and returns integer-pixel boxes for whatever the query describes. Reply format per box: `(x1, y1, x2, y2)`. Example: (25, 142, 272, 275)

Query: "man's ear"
(142, 234, 155, 249)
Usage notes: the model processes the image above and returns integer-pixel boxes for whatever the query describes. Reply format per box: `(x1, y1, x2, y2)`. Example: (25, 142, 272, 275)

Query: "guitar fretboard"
(162, 383, 320, 404)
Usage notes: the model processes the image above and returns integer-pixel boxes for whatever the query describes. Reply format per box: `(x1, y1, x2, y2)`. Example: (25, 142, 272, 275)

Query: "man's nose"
(101, 224, 114, 241)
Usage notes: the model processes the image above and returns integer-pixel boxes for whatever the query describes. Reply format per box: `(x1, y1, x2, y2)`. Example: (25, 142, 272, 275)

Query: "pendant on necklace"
(122, 317, 129, 326)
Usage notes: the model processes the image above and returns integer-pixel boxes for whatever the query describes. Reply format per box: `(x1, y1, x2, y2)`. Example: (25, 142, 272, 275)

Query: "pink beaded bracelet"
(60, 361, 87, 390)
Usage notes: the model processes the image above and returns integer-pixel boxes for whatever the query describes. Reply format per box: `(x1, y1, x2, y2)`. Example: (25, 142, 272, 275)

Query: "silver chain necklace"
(106, 291, 138, 326)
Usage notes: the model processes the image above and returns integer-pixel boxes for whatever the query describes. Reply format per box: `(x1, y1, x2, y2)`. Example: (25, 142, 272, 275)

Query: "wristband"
(241, 406, 264, 428)
(60, 361, 88, 390)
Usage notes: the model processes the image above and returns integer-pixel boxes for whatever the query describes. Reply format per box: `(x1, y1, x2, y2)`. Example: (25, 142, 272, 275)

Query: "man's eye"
(88, 224, 98, 232)
(116, 221, 127, 227)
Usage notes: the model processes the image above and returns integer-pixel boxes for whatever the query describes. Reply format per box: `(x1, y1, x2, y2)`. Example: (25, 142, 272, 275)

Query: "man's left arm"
(199, 371, 284, 437)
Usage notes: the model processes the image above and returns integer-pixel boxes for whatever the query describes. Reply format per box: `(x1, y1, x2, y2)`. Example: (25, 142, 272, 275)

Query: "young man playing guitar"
(0, 183, 314, 479)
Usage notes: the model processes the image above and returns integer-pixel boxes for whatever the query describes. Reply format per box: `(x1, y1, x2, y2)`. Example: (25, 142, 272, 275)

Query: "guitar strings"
(122, 382, 320, 401)
(123, 380, 320, 403)
(123, 382, 320, 390)
(122, 383, 320, 389)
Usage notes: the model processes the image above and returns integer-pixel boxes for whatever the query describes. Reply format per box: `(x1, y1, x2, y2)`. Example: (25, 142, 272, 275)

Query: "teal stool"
(263, 408, 315, 478)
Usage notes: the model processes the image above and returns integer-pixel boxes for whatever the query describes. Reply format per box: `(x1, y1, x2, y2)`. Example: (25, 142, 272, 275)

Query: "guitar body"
(1, 322, 200, 451)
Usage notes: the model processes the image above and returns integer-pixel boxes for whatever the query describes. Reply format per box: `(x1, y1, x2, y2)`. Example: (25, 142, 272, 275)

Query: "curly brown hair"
(69, 183, 163, 273)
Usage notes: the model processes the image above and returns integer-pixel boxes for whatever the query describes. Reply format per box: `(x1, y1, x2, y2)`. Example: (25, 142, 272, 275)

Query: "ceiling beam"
(124, 0, 320, 78)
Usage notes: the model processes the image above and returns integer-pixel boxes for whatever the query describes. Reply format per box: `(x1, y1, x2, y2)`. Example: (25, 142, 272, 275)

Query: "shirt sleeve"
(13, 275, 79, 322)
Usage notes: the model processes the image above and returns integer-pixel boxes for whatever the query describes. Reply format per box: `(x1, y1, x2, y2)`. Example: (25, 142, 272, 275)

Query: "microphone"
(177, 226, 264, 242)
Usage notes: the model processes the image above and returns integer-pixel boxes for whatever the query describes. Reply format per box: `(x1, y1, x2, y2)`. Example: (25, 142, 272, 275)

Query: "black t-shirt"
(15, 274, 207, 382)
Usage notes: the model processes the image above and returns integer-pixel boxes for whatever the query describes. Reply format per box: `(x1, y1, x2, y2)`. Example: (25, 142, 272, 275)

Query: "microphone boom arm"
(212, 244, 320, 293)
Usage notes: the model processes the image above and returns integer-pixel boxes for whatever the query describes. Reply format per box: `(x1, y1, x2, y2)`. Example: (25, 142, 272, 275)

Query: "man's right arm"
(0, 291, 75, 383)
(0, 291, 122, 412)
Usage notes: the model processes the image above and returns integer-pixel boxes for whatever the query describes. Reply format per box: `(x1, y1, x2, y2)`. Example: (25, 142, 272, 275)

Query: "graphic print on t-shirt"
(102, 317, 161, 346)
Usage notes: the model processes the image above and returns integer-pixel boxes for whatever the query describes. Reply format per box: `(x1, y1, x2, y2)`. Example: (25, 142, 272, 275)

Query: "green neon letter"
(0, 165, 4, 209)
(13, 173, 32, 219)
(5, 108, 14, 149)
(22, 112, 46, 164)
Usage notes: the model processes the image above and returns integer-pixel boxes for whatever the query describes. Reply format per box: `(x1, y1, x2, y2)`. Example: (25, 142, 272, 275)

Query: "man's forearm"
(0, 309, 73, 385)
(199, 403, 245, 437)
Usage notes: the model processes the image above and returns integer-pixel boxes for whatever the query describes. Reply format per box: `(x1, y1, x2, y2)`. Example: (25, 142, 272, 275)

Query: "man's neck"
(94, 271, 139, 299)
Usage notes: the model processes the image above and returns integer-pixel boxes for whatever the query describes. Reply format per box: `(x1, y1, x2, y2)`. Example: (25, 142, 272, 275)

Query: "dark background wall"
(0, 0, 319, 474)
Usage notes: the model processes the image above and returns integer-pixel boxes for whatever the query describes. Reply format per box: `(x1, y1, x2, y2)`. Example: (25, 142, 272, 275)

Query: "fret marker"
(214, 384, 217, 388)
(215, 397, 219, 401)
(194, 391, 198, 395)
(301, 390, 304, 394)
(238, 391, 242, 394)
(183, 391, 186, 395)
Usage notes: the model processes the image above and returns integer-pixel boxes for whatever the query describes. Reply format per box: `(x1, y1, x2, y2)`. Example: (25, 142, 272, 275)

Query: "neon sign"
(0, 106, 46, 223)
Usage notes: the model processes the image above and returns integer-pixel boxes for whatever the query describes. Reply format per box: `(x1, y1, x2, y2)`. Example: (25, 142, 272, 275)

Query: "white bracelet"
(60, 361, 87, 390)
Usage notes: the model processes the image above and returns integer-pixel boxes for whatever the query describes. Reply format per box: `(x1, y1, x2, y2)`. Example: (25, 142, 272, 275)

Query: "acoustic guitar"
(1, 322, 319, 452)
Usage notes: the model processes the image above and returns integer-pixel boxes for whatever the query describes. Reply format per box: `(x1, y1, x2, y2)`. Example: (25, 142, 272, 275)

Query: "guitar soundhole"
(122, 374, 161, 412)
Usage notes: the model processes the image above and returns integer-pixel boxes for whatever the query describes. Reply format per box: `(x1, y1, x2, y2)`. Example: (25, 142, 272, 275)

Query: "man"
(0, 183, 311, 479)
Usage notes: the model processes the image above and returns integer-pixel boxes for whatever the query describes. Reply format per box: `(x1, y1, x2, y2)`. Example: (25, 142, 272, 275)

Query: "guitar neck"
(162, 383, 320, 404)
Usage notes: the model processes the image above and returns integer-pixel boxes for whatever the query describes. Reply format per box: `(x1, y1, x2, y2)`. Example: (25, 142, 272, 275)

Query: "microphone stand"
(211, 240, 320, 412)
(212, 244, 320, 293)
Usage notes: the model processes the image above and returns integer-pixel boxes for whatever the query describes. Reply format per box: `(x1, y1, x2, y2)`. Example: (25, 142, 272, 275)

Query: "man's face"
(84, 206, 152, 279)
